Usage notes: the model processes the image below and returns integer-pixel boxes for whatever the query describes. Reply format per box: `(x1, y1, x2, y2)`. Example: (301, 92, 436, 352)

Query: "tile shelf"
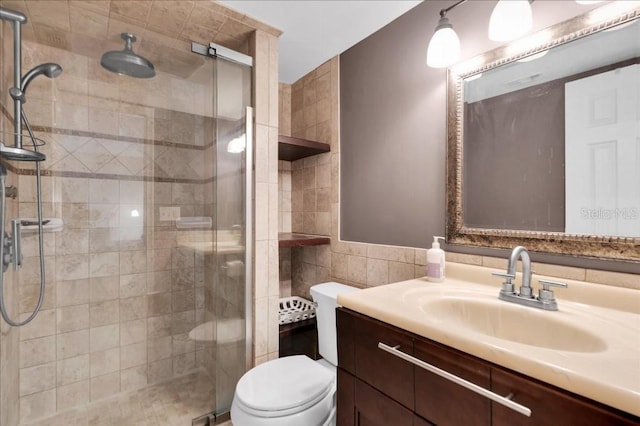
(278, 233, 330, 248)
(278, 135, 330, 161)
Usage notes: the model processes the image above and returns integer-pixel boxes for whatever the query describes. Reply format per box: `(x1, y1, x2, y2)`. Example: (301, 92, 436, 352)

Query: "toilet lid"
(235, 355, 334, 415)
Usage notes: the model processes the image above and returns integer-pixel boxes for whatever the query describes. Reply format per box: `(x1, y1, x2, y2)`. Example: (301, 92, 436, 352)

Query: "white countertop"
(337, 262, 640, 417)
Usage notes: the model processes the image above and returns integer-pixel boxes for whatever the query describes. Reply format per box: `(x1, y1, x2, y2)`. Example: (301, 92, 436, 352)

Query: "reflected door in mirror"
(565, 64, 640, 237)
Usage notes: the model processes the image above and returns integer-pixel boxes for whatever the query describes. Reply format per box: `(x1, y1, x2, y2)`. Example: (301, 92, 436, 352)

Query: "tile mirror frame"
(446, 3, 640, 261)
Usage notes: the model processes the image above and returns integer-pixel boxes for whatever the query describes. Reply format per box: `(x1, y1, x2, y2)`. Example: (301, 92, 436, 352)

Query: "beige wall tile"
(20, 362, 56, 396)
(57, 355, 90, 386)
(57, 279, 89, 307)
(586, 269, 640, 290)
(347, 256, 367, 285)
(446, 252, 482, 266)
(90, 300, 119, 327)
(56, 380, 90, 411)
(120, 365, 147, 392)
(20, 309, 56, 341)
(389, 262, 416, 283)
(147, 336, 172, 363)
(19, 389, 56, 424)
(366, 259, 389, 287)
(19, 336, 56, 368)
(89, 276, 119, 302)
(90, 324, 119, 352)
(90, 348, 120, 377)
(120, 319, 146, 346)
(57, 330, 89, 360)
(57, 304, 89, 333)
(90, 371, 120, 401)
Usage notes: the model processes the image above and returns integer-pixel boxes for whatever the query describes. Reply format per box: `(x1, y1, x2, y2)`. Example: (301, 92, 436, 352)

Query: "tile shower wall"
(250, 30, 281, 367)
(4, 39, 219, 423)
(278, 56, 640, 300)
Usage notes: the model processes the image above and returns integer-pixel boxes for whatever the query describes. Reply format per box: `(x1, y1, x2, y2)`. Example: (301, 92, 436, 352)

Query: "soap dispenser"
(426, 236, 445, 282)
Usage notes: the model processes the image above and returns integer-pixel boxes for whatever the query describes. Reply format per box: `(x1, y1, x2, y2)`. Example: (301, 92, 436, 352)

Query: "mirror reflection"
(461, 17, 640, 238)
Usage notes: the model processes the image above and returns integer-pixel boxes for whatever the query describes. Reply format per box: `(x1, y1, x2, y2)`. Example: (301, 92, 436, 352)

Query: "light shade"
(489, 0, 533, 42)
(426, 16, 461, 68)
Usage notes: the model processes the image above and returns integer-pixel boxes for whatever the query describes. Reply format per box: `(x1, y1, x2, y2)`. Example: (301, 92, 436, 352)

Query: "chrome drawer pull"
(378, 342, 532, 417)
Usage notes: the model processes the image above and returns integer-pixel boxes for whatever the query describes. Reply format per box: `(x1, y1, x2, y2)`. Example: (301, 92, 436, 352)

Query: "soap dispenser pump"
(426, 236, 445, 282)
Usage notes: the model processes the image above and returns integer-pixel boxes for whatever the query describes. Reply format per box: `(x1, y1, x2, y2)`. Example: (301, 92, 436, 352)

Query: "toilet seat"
(234, 355, 334, 418)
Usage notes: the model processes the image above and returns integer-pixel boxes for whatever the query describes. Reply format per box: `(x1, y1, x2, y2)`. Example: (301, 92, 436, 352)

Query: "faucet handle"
(537, 279, 567, 308)
(493, 272, 516, 294)
(492, 272, 515, 281)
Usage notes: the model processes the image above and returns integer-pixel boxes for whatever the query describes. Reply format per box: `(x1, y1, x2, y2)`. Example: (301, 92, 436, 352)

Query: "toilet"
(230, 282, 357, 426)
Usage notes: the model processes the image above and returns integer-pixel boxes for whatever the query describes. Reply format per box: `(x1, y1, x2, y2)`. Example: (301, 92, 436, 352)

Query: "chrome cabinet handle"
(378, 342, 532, 417)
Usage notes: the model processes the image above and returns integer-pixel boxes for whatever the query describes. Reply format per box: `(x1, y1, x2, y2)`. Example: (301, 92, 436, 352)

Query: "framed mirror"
(447, 2, 640, 261)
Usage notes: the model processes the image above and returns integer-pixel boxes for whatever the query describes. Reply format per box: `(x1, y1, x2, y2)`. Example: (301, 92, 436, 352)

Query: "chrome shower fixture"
(11, 62, 63, 102)
(0, 6, 50, 327)
(2, 7, 62, 161)
(101, 33, 156, 79)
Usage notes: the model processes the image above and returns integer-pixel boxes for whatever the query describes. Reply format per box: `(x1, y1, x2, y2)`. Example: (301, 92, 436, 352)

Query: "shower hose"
(0, 110, 46, 326)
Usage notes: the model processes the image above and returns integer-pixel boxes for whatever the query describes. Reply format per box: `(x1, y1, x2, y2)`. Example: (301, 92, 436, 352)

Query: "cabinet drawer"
(491, 368, 640, 426)
(351, 311, 414, 409)
(355, 378, 415, 426)
(414, 338, 491, 426)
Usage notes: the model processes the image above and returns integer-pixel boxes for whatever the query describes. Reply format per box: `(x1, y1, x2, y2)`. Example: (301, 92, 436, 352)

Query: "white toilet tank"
(310, 282, 358, 366)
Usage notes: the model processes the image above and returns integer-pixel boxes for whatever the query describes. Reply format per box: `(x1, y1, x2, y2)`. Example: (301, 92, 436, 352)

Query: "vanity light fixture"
(426, 0, 465, 68)
(427, 0, 537, 69)
(488, 0, 533, 42)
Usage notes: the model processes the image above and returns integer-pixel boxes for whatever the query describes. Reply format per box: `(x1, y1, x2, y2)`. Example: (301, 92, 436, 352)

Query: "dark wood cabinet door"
(414, 338, 491, 426)
(337, 368, 356, 426)
(350, 310, 415, 410)
(413, 415, 434, 426)
(355, 378, 414, 426)
(337, 308, 357, 374)
(491, 368, 640, 426)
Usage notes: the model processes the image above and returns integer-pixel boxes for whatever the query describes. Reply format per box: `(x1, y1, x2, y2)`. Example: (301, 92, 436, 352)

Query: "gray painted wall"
(339, 1, 640, 272)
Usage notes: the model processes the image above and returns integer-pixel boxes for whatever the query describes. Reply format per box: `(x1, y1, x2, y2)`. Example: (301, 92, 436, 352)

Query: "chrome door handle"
(378, 342, 532, 417)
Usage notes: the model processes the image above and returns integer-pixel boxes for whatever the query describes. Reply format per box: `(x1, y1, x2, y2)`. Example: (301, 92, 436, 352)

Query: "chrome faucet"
(508, 246, 532, 297)
(493, 246, 567, 311)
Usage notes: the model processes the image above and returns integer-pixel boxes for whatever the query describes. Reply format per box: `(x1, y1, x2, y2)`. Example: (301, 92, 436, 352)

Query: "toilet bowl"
(230, 282, 358, 426)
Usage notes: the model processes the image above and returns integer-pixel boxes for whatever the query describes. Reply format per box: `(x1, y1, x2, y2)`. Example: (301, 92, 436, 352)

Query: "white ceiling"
(219, 0, 422, 83)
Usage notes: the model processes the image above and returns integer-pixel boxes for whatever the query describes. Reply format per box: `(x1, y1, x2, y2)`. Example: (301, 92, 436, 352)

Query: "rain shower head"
(21, 63, 62, 93)
(101, 33, 156, 79)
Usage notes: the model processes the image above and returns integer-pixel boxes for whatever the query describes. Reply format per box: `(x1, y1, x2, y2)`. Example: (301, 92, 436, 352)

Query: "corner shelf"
(278, 233, 331, 248)
(278, 135, 330, 161)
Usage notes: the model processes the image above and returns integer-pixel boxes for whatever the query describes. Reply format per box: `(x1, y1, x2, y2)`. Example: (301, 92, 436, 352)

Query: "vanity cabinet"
(336, 308, 639, 426)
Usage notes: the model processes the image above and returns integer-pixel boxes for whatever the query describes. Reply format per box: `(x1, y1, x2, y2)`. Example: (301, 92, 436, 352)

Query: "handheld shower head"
(21, 63, 62, 93)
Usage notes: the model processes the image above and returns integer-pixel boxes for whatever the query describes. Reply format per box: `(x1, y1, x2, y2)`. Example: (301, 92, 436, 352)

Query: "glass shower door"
(211, 56, 252, 414)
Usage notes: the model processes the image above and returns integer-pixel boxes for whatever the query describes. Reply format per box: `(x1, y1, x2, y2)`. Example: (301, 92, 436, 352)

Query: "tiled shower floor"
(21, 372, 232, 426)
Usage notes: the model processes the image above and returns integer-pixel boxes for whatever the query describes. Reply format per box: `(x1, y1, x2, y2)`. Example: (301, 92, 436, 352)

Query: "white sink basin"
(422, 297, 607, 353)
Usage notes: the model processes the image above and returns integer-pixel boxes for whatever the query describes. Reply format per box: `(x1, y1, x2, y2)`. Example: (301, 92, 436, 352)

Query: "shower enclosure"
(0, 4, 253, 423)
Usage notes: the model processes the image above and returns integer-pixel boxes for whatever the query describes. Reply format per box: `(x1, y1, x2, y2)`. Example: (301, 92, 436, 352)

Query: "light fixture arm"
(440, 0, 467, 18)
